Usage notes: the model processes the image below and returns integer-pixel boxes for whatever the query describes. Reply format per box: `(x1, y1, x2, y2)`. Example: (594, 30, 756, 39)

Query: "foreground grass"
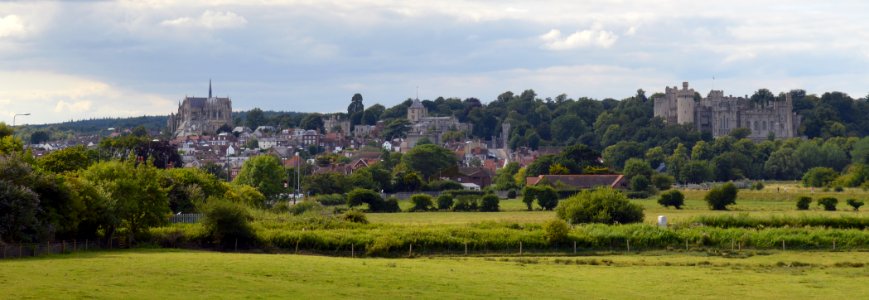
(1, 249, 867, 299)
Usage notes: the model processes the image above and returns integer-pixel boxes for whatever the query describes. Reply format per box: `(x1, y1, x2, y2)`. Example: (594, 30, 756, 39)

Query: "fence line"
(0, 238, 125, 260)
(169, 213, 203, 224)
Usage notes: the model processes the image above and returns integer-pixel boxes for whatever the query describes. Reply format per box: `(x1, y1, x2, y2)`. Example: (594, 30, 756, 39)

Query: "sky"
(1, 0, 868, 125)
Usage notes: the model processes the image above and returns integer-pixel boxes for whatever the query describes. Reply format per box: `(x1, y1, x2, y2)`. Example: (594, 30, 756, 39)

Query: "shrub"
(375, 196, 401, 213)
(796, 196, 812, 210)
(201, 200, 256, 248)
(543, 219, 570, 244)
(705, 182, 738, 210)
(288, 200, 323, 215)
(536, 186, 559, 211)
(834, 186, 844, 192)
(346, 188, 381, 208)
(436, 194, 454, 210)
(846, 199, 864, 211)
(555, 187, 644, 225)
(802, 167, 838, 187)
(522, 187, 536, 210)
(507, 189, 518, 199)
(651, 173, 675, 191)
(629, 175, 651, 192)
(479, 194, 500, 212)
(657, 190, 684, 209)
(409, 194, 435, 212)
(751, 181, 765, 191)
(341, 209, 368, 224)
(423, 180, 463, 191)
(817, 197, 838, 211)
(451, 196, 478, 212)
(626, 191, 650, 199)
(314, 194, 345, 206)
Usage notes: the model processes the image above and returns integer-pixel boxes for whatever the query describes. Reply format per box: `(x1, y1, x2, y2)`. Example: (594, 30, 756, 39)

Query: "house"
(450, 167, 494, 188)
(525, 174, 627, 190)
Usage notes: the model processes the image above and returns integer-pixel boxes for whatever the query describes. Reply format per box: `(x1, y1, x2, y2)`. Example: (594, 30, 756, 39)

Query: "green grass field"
(1, 249, 867, 299)
(369, 183, 869, 225)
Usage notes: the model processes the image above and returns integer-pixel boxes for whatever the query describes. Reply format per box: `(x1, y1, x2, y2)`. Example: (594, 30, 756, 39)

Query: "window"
(762, 121, 767, 131)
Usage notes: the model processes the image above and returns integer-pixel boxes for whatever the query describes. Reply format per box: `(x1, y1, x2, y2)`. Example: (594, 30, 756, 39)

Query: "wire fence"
(0, 238, 128, 260)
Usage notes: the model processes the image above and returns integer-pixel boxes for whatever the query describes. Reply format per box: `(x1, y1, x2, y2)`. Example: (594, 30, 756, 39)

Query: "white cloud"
(0, 15, 26, 38)
(161, 10, 247, 30)
(540, 28, 618, 50)
(54, 100, 93, 113)
(0, 71, 174, 125)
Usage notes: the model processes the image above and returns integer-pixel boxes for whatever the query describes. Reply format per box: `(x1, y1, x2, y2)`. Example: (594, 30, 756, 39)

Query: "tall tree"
(233, 155, 285, 199)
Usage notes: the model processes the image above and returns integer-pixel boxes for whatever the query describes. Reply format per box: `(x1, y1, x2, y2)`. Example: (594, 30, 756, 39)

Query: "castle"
(654, 82, 801, 140)
(167, 81, 233, 137)
(404, 99, 471, 148)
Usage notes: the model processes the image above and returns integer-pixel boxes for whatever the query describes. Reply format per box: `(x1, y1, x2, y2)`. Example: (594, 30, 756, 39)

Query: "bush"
(522, 187, 536, 210)
(536, 186, 559, 211)
(802, 167, 838, 188)
(340, 209, 368, 224)
(347, 188, 381, 208)
(287, 200, 323, 215)
(507, 189, 517, 199)
(834, 186, 844, 192)
(657, 190, 684, 209)
(423, 180, 463, 191)
(436, 194, 454, 210)
(705, 182, 738, 210)
(751, 181, 765, 191)
(651, 173, 675, 191)
(479, 194, 500, 212)
(314, 194, 345, 206)
(375, 197, 401, 213)
(409, 194, 435, 212)
(543, 219, 570, 244)
(451, 196, 478, 212)
(796, 196, 812, 210)
(626, 191, 650, 199)
(817, 197, 838, 211)
(846, 199, 864, 211)
(555, 187, 644, 225)
(629, 175, 651, 192)
(201, 200, 256, 248)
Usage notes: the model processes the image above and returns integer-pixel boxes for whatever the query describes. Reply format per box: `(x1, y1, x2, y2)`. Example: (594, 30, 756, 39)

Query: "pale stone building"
(654, 82, 801, 140)
(405, 99, 472, 148)
(167, 81, 233, 138)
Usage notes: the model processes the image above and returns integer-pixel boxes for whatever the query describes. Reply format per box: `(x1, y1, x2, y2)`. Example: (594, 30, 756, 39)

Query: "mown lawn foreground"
(1, 249, 867, 299)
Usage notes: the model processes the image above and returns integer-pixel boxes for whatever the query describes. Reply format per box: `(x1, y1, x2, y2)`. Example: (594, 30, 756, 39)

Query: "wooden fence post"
(782, 240, 786, 251)
(833, 239, 836, 250)
(351, 244, 355, 258)
(573, 241, 577, 254)
(626, 239, 630, 253)
(74, 240, 77, 252)
(234, 239, 238, 252)
(85, 239, 88, 251)
(464, 242, 468, 255)
(519, 241, 523, 255)
(409, 244, 413, 257)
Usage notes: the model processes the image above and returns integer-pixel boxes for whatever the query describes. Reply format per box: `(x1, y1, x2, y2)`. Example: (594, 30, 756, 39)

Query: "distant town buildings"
(654, 82, 801, 140)
(404, 98, 471, 148)
(167, 81, 233, 138)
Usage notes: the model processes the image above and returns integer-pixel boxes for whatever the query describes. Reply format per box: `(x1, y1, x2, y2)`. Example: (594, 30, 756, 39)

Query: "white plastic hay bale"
(657, 215, 667, 228)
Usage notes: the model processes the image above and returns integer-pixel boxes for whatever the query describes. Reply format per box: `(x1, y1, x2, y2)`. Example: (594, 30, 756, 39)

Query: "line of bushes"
(689, 214, 869, 230)
(151, 220, 869, 256)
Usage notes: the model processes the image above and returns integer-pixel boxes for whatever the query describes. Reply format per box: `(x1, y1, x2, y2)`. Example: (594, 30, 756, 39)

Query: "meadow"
(1, 249, 867, 299)
(369, 183, 869, 225)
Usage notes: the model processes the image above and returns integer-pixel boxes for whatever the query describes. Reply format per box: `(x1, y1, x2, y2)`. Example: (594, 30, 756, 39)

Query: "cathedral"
(167, 81, 233, 137)
(654, 82, 801, 140)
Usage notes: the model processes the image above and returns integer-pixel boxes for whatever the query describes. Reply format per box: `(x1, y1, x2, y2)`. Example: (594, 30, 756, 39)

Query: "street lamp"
(13, 113, 30, 127)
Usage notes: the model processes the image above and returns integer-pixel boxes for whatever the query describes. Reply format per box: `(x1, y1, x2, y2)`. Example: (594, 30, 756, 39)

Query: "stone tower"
(407, 99, 427, 123)
(675, 82, 696, 125)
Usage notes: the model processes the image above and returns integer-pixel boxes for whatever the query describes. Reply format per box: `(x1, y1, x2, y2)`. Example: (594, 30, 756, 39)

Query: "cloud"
(161, 10, 247, 30)
(54, 100, 93, 113)
(539, 28, 618, 50)
(0, 15, 26, 38)
(0, 71, 174, 125)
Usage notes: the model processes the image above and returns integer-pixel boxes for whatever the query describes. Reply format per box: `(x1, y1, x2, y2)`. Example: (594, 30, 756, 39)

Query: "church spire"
(208, 79, 212, 98)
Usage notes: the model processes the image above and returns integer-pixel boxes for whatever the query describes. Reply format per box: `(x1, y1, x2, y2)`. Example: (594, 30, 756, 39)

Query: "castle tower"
(407, 99, 427, 123)
(208, 79, 212, 98)
(676, 82, 696, 125)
